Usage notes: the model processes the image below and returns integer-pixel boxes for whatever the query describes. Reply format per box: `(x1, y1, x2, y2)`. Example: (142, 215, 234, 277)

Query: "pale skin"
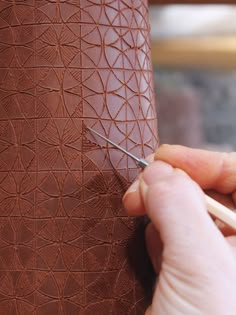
(123, 144, 236, 315)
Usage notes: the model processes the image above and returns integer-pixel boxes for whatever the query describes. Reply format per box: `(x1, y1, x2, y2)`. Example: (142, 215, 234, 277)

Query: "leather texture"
(0, 1, 158, 314)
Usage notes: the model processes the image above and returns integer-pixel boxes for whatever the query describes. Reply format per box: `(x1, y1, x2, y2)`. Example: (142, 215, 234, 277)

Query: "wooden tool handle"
(205, 194, 236, 230)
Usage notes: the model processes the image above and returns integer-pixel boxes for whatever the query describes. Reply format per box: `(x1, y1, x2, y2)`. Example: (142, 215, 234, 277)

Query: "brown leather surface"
(0, 1, 158, 314)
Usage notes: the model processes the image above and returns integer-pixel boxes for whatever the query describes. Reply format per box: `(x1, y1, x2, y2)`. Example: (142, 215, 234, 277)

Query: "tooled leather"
(0, 1, 158, 314)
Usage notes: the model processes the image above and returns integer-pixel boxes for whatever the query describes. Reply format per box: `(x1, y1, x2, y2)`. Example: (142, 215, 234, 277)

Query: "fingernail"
(175, 168, 188, 176)
(146, 154, 155, 163)
(127, 179, 140, 193)
(160, 144, 170, 147)
(140, 176, 148, 203)
(154, 144, 170, 159)
(123, 179, 139, 201)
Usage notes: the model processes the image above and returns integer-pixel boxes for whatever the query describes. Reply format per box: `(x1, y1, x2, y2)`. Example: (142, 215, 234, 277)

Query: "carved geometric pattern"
(0, 0, 158, 314)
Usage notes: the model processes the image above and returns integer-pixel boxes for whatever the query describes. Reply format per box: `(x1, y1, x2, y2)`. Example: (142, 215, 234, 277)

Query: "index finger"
(155, 145, 236, 194)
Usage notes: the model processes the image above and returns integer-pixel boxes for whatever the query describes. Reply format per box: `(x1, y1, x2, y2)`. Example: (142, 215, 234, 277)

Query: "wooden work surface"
(151, 36, 236, 69)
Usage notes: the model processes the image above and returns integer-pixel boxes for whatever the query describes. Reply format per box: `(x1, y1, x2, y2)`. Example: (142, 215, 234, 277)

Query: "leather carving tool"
(88, 127, 236, 231)
(87, 127, 149, 168)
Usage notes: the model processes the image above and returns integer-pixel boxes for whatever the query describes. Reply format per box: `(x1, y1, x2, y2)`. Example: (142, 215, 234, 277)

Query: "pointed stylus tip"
(86, 126, 94, 134)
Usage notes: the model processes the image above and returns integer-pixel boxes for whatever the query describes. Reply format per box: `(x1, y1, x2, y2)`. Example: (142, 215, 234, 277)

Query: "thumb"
(140, 161, 231, 268)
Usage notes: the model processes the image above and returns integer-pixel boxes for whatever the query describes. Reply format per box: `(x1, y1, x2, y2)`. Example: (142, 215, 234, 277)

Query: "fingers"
(155, 145, 236, 194)
(140, 162, 208, 248)
(227, 236, 236, 259)
(122, 179, 143, 215)
(137, 161, 233, 269)
(124, 159, 236, 305)
(123, 145, 236, 215)
(123, 161, 173, 215)
(122, 153, 155, 215)
(145, 306, 152, 315)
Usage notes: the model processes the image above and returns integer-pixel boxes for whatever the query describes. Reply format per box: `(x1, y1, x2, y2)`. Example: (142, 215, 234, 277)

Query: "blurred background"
(149, 3, 236, 151)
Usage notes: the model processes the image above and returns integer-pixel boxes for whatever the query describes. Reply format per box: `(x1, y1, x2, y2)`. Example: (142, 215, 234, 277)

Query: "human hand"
(123, 145, 236, 315)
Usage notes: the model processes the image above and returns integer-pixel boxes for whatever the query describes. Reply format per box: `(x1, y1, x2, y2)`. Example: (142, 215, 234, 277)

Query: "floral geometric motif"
(0, 172, 36, 217)
(0, 120, 36, 171)
(37, 119, 83, 170)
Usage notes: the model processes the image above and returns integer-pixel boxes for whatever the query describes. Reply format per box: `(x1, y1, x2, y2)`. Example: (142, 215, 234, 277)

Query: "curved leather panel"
(0, 1, 158, 313)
